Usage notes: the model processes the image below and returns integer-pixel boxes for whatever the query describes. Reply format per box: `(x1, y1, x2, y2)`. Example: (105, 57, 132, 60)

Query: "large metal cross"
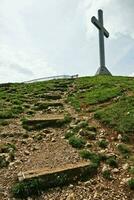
(91, 9, 111, 75)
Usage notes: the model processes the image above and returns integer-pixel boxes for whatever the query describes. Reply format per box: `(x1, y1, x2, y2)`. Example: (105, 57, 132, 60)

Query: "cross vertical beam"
(98, 10, 105, 68)
(91, 9, 112, 75)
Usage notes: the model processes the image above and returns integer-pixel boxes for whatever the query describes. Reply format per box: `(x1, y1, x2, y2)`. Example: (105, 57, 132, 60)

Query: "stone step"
(22, 114, 70, 130)
(38, 93, 62, 100)
(13, 162, 97, 197)
(34, 101, 63, 110)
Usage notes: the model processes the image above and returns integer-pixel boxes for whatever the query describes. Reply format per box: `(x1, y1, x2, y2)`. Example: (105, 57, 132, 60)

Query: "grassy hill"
(0, 75, 134, 199)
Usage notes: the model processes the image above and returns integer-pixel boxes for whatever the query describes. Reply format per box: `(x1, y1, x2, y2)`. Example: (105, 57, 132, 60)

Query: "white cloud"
(0, 44, 56, 83)
(83, 0, 134, 39)
(0, 0, 134, 82)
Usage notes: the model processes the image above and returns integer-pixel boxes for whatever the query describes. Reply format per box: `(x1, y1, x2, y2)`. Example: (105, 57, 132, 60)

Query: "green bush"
(106, 157, 118, 168)
(118, 144, 131, 157)
(12, 179, 41, 198)
(128, 178, 134, 190)
(65, 130, 75, 139)
(98, 139, 108, 149)
(79, 150, 101, 165)
(0, 155, 9, 168)
(0, 120, 9, 126)
(128, 166, 134, 174)
(0, 143, 16, 153)
(0, 110, 14, 119)
(73, 121, 88, 132)
(86, 131, 96, 140)
(102, 170, 112, 180)
(69, 136, 86, 149)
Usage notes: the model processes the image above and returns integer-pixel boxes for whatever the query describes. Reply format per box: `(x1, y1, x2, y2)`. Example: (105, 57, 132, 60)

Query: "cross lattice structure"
(91, 9, 112, 75)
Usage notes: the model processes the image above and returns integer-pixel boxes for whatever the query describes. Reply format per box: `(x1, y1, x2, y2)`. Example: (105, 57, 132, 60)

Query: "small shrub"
(80, 162, 98, 181)
(106, 157, 118, 168)
(118, 144, 131, 157)
(121, 134, 130, 143)
(102, 170, 112, 180)
(0, 155, 9, 168)
(128, 178, 134, 190)
(129, 166, 134, 174)
(73, 121, 88, 132)
(64, 114, 72, 124)
(33, 134, 43, 141)
(65, 130, 75, 139)
(69, 136, 86, 149)
(9, 151, 15, 162)
(86, 131, 96, 140)
(12, 105, 24, 115)
(99, 154, 108, 162)
(0, 110, 14, 119)
(98, 139, 108, 149)
(12, 179, 41, 198)
(0, 120, 9, 126)
(79, 150, 101, 165)
(0, 143, 16, 153)
(79, 150, 92, 159)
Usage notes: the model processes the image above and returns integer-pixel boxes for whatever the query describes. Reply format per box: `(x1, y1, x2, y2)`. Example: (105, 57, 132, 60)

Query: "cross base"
(95, 66, 112, 76)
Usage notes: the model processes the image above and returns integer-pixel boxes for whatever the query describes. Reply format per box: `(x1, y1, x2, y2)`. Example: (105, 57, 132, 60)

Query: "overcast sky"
(0, 0, 134, 83)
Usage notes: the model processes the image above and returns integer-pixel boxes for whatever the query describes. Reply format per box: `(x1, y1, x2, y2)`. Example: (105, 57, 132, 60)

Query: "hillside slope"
(0, 76, 134, 200)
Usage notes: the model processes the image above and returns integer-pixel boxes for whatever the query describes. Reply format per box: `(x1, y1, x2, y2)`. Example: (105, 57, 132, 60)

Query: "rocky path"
(0, 80, 134, 200)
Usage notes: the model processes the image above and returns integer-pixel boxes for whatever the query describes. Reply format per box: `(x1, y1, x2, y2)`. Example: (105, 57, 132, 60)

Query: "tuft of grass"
(0, 110, 14, 119)
(98, 139, 108, 149)
(0, 155, 9, 168)
(72, 121, 89, 132)
(106, 157, 118, 168)
(65, 130, 75, 139)
(67, 95, 81, 111)
(102, 170, 112, 180)
(69, 136, 86, 149)
(117, 144, 131, 158)
(79, 150, 101, 165)
(0, 119, 9, 126)
(128, 178, 134, 190)
(128, 166, 134, 175)
(0, 143, 16, 153)
(11, 179, 42, 198)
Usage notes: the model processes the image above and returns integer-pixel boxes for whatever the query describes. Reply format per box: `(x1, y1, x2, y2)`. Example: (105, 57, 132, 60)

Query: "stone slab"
(18, 161, 92, 182)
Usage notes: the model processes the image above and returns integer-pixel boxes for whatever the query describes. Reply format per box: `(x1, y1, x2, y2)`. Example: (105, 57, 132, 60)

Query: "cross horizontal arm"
(91, 16, 109, 38)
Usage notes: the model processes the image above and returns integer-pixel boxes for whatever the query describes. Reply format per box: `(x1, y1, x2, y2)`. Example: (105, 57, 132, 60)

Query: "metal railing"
(24, 74, 78, 83)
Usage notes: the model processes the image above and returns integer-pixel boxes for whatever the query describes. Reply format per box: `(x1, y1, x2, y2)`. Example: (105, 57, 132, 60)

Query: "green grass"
(98, 139, 108, 149)
(102, 170, 112, 180)
(128, 166, 134, 174)
(67, 76, 134, 135)
(65, 130, 75, 139)
(94, 96, 134, 133)
(0, 79, 73, 120)
(128, 178, 134, 190)
(0, 143, 16, 153)
(79, 150, 101, 165)
(76, 86, 122, 105)
(106, 157, 118, 168)
(117, 144, 131, 158)
(0, 155, 9, 168)
(69, 136, 86, 149)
